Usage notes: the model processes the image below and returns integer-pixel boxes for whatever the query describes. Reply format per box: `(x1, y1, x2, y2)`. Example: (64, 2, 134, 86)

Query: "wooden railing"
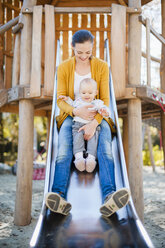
(139, 15, 163, 88)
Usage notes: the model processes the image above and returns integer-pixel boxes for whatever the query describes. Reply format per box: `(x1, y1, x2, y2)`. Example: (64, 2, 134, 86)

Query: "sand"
(0, 165, 165, 248)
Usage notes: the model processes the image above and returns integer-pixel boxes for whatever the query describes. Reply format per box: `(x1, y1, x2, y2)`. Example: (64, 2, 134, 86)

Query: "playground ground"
(0, 165, 164, 248)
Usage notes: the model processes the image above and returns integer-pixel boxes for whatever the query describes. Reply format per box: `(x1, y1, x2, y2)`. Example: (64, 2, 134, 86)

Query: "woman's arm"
(94, 61, 110, 124)
(57, 65, 75, 116)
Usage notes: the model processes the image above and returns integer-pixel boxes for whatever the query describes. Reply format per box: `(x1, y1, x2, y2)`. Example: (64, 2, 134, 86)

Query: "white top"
(65, 97, 110, 124)
(74, 72, 91, 99)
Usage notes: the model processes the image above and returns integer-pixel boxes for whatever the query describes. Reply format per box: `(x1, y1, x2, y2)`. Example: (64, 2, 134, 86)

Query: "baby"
(59, 78, 110, 173)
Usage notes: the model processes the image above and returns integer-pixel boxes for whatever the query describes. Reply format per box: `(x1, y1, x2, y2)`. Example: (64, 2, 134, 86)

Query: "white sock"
(87, 154, 95, 160)
(75, 152, 83, 160)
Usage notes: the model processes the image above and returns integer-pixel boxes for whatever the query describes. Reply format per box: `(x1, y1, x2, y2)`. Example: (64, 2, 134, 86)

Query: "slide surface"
(30, 40, 154, 248)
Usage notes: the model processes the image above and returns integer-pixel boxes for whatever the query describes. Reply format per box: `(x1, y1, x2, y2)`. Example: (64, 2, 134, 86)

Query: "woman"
(45, 30, 130, 217)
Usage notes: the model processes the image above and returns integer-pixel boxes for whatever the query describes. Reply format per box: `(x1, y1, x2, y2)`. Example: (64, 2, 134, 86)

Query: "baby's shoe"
(86, 155, 96, 173)
(100, 188, 130, 217)
(74, 157, 86, 172)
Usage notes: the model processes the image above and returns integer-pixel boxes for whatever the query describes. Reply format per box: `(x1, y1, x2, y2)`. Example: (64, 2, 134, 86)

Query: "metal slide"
(30, 40, 154, 248)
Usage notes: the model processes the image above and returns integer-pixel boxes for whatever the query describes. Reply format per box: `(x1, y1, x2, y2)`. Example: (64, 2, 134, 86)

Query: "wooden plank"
(55, 27, 110, 31)
(62, 14, 69, 60)
(161, 0, 165, 169)
(128, 98, 144, 221)
(3, 2, 20, 13)
(136, 86, 165, 103)
(91, 14, 96, 57)
(44, 5, 55, 96)
(22, 6, 142, 14)
(0, 104, 48, 116)
(4, 0, 12, 89)
(111, 4, 126, 97)
(123, 116, 129, 173)
(81, 14, 87, 29)
(72, 14, 78, 57)
(55, 14, 60, 60)
(0, 89, 8, 107)
(0, 1, 4, 89)
(107, 14, 111, 51)
(160, 0, 165, 92)
(12, 33, 21, 87)
(14, 0, 20, 18)
(139, 15, 165, 45)
(142, 51, 161, 63)
(146, 18, 151, 87)
(30, 5, 42, 97)
(99, 14, 104, 60)
(41, 20, 45, 86)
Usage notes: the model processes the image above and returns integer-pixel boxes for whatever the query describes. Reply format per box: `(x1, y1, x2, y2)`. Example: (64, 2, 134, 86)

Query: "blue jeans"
(52, 116, 116, 202)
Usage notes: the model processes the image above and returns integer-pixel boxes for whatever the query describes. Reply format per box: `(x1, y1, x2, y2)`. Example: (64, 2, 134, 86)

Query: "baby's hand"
(99, 108, 109, 117)
(58, 95, 68, 101)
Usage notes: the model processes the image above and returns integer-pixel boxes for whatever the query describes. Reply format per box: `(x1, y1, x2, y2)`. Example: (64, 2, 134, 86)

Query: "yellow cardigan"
(56, 56, 116, 134)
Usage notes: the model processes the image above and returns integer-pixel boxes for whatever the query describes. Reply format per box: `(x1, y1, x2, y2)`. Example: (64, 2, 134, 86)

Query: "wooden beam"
(4, 0, 12, 89)
(30, 5, 42, 97)
(14, 0, 37, 227)
(128, 0, 144, 222)
(3, 50, 13, 58)
(0, 89, 8, 107)
(2, 3, 20, 13)
(0, 104, 48, 116)
(12, 33, 20, 87)
(51, 0, 60, 5)
(118, 0, 127, 6)
(139, 15, 165, 45)
(160, 0, 165, 169)
(111, 4, 126, 98)
(142, 51, 161, 63)
(136, 86, 165, 104)
(146, 124, 156, 172)
(146, 18, 151, 86)
(22, 6, 141, 14)
(0, 16, 19, 35)
(44, 5, 55, 96)
(0, 1, 4, 89)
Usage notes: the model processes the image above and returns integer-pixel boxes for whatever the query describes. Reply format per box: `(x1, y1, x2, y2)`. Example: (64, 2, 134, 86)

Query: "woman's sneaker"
(100, 188, 130, 217)
(45, 192, 72, 215)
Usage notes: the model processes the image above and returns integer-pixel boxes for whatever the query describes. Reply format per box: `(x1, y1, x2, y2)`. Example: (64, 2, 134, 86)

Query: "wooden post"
(4, 0, 12, 89)
(146, 125, 156, 172)
(12, 33, 20, 86)
(146, 18, 151, 87)
(160, 0, 165, 169)
(14, 0, 37, 226)
(0, 1, 4, 89)
(123, 117, 129, 173)
(128, 0, 144, 221)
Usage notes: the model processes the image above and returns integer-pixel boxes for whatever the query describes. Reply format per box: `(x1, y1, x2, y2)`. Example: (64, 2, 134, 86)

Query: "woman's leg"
(52, 116, 73, 199)
(97, 120, 116, 203)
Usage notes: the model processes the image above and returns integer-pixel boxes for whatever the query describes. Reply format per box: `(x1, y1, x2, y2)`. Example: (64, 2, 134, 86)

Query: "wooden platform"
(1, 85, 164, 120)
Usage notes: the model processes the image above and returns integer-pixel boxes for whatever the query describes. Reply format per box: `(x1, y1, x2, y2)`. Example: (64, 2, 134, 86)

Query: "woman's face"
(73, 41, 93, 63)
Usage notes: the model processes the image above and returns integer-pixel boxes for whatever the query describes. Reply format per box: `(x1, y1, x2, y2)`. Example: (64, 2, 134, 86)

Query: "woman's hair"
(72, 30, 94, 47)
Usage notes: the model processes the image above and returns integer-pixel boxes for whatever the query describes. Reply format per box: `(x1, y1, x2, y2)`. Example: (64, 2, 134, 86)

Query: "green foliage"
(143, 145, 164, 166)
(0, 114, 48, 165)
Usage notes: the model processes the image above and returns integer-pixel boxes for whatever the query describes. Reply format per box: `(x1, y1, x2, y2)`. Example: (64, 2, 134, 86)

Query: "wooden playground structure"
(0, 0, 165, 226)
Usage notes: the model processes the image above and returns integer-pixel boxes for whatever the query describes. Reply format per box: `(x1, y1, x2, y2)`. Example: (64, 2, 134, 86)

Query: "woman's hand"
(78, 119, 99, 140)
(73, 105, 97, 121)
(58, 95, 68, 101)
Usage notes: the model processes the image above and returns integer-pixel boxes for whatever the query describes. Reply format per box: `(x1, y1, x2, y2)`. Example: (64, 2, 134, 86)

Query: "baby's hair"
(79, 78, 97, 91)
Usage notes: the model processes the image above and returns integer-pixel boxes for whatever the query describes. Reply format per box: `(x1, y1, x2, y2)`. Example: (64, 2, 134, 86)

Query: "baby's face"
(79, 83, 97, 102)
